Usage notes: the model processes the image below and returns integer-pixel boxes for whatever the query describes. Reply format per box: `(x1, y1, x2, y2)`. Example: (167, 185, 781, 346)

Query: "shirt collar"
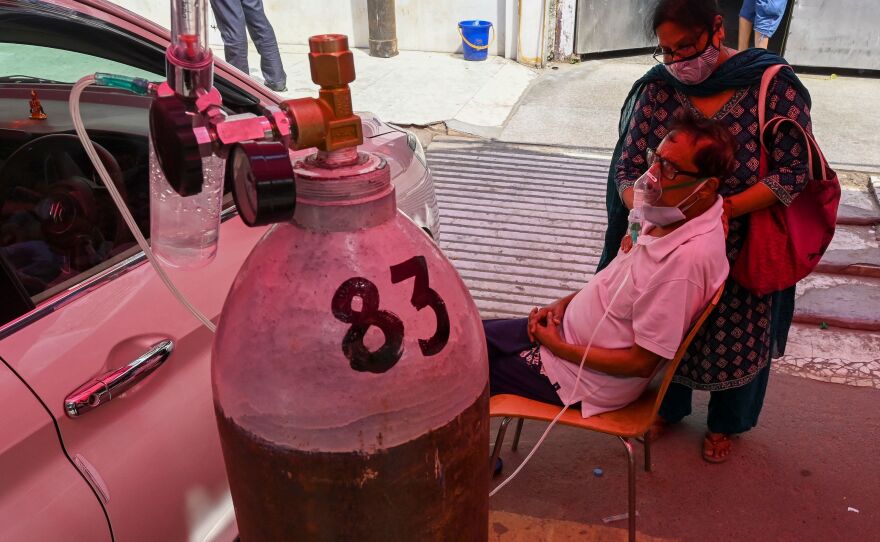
(635, 196, 724, 258)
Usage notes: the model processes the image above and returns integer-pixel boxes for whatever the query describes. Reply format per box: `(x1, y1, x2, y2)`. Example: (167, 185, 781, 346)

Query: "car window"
(0, 1, 262, 325)
(0, 53, 152, 304)
(0, 43, 161, 83)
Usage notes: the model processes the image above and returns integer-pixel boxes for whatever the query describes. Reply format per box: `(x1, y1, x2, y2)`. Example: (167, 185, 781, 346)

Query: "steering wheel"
(0, 133, 129, 276)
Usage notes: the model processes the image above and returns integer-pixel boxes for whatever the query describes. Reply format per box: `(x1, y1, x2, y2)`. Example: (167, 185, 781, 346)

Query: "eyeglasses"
(646, 148, 701, 180)
(652, 28, 715, 65)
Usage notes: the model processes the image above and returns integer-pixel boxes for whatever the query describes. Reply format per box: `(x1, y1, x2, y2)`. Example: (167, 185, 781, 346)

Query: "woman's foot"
(702, 432, 732, 463)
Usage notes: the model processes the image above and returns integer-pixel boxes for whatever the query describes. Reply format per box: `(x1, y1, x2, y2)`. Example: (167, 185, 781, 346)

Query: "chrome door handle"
(64, 339, 174, 417)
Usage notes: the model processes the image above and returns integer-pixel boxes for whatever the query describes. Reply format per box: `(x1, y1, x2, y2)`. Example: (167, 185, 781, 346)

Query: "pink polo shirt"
(540, 196, 729, 418)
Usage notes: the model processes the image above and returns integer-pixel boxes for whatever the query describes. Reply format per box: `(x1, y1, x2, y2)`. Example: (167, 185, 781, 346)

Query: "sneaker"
(266, 82, 287, 92)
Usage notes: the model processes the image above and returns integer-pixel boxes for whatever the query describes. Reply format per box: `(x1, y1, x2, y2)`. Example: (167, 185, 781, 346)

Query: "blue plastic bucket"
(458, 20, 494, 61)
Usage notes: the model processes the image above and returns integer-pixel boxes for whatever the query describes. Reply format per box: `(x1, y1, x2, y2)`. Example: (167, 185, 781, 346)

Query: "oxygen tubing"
(69, 75, 217, 332)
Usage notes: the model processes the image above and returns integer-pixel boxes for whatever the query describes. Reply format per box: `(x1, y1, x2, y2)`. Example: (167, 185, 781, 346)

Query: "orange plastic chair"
(489, 285, 724, 542)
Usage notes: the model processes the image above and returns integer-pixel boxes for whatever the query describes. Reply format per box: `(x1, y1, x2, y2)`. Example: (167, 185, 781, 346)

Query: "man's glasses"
(646, 148, 701, 180)
(652, 28, 715, 65)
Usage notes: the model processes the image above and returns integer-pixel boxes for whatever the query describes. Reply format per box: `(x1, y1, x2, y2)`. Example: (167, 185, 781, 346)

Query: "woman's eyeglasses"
(646, 148, 701, 180)
(652, 28, 715, 65)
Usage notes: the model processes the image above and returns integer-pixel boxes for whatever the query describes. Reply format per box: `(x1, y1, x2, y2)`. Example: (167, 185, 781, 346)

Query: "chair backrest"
(647, 284, 725, 419)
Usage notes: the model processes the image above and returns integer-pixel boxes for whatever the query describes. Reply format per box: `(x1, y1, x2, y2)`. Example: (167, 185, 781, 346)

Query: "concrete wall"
(109, 0, 547, 60)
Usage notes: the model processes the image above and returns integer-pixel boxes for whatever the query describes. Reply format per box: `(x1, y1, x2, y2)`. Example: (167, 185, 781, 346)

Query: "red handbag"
(730, 64, 841, 297)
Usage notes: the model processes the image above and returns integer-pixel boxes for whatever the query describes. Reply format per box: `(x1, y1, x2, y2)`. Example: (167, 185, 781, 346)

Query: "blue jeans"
(210, 0, 286, 88)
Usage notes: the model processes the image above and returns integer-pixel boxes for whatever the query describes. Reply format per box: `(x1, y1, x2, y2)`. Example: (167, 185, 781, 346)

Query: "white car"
(0, 0, 439, 540)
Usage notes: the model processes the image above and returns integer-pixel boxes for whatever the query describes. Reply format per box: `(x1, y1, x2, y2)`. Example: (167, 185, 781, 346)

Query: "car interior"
(0, 1, 262, 318)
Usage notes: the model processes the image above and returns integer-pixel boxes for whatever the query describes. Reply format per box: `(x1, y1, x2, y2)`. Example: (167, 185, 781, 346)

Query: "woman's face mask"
(665, 36, 721, 85)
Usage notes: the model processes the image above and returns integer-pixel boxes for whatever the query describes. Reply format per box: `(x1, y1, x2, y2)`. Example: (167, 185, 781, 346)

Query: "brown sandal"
(702, 433, 732, 463)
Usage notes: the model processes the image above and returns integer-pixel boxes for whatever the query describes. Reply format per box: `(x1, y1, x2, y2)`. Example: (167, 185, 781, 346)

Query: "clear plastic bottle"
(149, 139, 223, 268)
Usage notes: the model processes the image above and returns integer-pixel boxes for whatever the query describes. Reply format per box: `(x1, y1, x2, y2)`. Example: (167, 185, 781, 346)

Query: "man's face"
(649, 131, 706, 208)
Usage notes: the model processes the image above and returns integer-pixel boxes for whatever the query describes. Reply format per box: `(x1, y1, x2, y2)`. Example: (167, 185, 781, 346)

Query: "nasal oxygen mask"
(629, 166, 708, 238)
(628, 168, 662, 243)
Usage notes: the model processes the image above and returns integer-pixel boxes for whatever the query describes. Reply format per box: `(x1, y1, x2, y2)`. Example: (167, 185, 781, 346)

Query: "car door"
(0, 218, 263, 542)
(0, 3, 266, 540)
(0, 349, 111, 542)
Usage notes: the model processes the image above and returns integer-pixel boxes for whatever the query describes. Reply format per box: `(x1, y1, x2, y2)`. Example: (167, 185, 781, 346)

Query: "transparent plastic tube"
(169, 0, 210, 65)
(69, 75, 216, 332)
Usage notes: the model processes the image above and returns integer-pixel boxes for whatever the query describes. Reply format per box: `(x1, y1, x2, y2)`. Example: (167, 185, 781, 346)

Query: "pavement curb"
(870, 175, 880, 208)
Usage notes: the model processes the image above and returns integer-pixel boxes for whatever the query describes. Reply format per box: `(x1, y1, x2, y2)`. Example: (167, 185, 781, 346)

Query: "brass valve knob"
(282, 34, 363, 153)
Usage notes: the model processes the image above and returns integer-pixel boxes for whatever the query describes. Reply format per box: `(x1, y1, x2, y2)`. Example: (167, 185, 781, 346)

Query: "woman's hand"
(722, 198, 734, 238)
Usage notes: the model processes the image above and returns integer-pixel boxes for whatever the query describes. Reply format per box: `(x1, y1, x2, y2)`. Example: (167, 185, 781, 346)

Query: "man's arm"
(533, 321, 661, 379)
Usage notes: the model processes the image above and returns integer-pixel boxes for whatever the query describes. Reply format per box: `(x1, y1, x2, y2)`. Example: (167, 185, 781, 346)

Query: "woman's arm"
(729, 76, 813, 216)
(615, 84, 660, 210)
(724, 182, 776, 218)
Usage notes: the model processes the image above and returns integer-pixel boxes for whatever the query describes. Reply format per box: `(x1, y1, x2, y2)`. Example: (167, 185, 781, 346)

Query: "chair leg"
(643, 431, 652, 472)
(618, 436, 637, 542)
(511, 418, 524, 451)
(489, 417, 512, 478)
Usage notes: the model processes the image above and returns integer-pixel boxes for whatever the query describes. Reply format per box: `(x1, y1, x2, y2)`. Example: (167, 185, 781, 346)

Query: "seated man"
(485, 115, 734, 418)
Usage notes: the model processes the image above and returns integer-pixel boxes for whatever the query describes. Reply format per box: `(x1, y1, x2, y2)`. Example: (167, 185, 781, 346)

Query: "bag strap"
(759, 64, 831, 182)
(758, 64, 788, 132)
(757, 64, 788, 178)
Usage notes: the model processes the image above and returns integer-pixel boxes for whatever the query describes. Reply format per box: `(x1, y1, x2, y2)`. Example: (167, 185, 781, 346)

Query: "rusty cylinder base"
(215, 387, 489, 542)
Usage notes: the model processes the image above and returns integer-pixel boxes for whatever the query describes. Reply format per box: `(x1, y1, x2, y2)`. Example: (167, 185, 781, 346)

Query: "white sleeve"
(632, 279, 706, 359)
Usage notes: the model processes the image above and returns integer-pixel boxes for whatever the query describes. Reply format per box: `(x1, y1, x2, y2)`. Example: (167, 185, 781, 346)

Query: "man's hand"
(532, 315, 562, 347)
(528, 298, 567, 342)
(620, 233, 634, 254)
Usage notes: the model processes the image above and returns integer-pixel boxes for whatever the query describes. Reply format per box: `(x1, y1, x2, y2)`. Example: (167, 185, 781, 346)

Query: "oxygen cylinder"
(212, 146, 489, 540)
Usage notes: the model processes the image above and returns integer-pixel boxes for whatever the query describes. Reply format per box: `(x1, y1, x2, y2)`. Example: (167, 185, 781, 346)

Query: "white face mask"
(665, 41, 721, 85)
(642, 179, 708, 226)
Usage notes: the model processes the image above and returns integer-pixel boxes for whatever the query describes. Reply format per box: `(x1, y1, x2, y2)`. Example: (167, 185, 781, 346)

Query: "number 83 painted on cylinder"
(330, 255, 451, 374)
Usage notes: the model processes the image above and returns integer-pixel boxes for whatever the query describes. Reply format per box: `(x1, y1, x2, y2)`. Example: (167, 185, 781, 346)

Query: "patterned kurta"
(615, 74, 812, 391)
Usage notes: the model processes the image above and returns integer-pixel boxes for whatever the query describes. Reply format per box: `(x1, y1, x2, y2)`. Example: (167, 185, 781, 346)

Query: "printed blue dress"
(614, 72, 811, 391)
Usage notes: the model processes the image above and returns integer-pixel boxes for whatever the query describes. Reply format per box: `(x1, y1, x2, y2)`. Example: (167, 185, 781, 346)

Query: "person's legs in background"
(210, 0, 250, 74)
(738, 0, 756, 50)
(753, 0, 788, 50)
(240, 0, 287, 91)
(752, 30, 769, 50)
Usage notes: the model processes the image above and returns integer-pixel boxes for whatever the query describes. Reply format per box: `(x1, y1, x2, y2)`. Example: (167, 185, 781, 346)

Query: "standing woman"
(597, 0, 813, 462)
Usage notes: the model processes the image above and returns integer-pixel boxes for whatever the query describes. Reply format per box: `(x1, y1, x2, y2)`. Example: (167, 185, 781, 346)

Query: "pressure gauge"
(228, 141, 296, 227)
